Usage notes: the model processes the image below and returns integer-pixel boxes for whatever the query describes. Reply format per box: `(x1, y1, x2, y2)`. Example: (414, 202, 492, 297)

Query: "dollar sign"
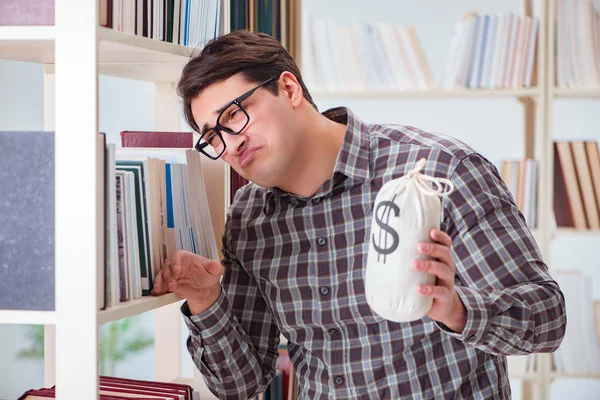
(372, 194, 400, 263)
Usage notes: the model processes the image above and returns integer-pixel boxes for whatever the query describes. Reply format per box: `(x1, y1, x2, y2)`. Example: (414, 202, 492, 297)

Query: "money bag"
(365, 158, 455, 322)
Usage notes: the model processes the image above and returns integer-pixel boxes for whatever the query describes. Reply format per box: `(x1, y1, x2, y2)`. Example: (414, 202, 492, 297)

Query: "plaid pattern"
(181, 107, 566, 399)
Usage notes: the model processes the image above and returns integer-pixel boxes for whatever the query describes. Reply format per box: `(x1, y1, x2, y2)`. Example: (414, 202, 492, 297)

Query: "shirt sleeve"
(437, 152, 566, 356)
(180, 212, 281, 399)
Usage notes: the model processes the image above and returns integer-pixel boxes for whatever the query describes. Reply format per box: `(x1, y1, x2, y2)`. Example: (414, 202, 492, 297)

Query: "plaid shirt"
(181, 107, 566, 399)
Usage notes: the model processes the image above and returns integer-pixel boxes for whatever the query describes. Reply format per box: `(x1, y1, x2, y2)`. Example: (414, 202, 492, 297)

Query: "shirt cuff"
(435, 285, 492, 344)
(180, 289, 234, 345)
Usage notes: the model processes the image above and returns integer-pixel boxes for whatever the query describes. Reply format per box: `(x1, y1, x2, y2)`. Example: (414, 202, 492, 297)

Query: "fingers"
(161, 259, 178, 292)
(413, 259, 454, 287)
(151, 270, 168, 295)
(417, 242, 454, 271)
(417, 284, 451, 299)
(203, 259, 224, 277)
(430, 228, 452, 247)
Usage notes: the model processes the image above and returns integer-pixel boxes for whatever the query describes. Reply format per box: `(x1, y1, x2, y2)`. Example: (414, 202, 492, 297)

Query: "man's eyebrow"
(200, 100, 233, 133)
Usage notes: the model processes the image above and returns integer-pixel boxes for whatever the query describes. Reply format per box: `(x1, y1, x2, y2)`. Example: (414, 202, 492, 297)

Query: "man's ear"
(278, 71, 303, 108)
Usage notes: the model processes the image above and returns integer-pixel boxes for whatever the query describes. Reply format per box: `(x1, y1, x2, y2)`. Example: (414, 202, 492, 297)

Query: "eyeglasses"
(195, 77, 276, 160)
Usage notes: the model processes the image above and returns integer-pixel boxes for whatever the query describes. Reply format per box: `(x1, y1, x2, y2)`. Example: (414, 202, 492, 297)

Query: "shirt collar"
(264, 107, 371, 213)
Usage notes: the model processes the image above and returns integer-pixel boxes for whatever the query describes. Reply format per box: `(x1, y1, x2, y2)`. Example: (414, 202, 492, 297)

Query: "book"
(121, 131, 193, 148)
(0, 131, 55, 311)
(0, 0, 54, 26)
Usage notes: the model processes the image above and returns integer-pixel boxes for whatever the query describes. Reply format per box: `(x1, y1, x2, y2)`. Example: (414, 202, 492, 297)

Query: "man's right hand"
(151, 250, 224, 315)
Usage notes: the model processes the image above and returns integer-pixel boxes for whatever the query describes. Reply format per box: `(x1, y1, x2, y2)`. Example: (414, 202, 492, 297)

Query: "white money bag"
(365, 158, 455, 322)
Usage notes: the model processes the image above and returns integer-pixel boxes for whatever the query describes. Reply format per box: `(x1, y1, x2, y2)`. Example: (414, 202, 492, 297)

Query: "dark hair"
(177, 30, 317, 133)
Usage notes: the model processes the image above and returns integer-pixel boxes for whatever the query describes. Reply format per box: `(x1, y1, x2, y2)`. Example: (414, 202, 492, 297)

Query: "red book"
(120, 131, 193, 148)
(0, 0, 54, 26)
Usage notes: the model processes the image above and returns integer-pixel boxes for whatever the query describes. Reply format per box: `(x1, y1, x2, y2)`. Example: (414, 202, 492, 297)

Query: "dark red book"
(120, 131, 193, 148)
(0, 0, 54, 26)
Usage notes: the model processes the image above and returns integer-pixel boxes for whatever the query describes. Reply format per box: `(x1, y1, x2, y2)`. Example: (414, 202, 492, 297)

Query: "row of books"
(441, 11, 539, 90)
(231, 0, 299, 59)
(301, 13, 434, 92)
(554, 140, 600, 230)
(101, 0, 222, 47)
(0, 0, 222, 48)
(552, 270, 600, 373)
(101, 131, 218, 308)
(555, 0, 600, 89)
(19, 376, 197, 399)
(500, 158, 539, 228)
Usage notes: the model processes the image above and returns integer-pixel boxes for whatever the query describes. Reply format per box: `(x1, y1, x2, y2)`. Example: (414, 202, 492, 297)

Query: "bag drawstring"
(402, 158, 455, 197)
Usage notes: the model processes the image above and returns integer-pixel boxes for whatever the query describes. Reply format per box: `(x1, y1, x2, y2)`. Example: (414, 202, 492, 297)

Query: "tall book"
(0, 131, 55, 311)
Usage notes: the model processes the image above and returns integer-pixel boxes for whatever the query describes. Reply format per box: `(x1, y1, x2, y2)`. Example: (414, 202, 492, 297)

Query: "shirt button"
(328, 328, 339, 336)
(319, 286, 330, 296)
(334, 376, 345, 385)
(317, 237, 327, 246)
(313, 197, 321, 203)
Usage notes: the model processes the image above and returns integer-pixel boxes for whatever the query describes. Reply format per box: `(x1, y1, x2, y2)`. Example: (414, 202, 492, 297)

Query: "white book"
(503, 13, 520, 88)
(469, 14, 490, 88)
(480, 13, 499, 89)
(523, 16, 539, 87)
(490, 13, 508, 88)
(456, 13, 479, 88)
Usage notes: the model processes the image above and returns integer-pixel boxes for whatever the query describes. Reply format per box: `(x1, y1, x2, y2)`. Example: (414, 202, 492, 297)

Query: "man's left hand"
(414, 228, 467, 333)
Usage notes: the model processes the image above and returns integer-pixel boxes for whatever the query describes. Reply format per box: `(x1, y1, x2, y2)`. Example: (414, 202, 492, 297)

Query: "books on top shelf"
(440, 10, 539, 90)
(102, 136, 218, 309)
(555, 0, 600, 89)
(0, 0, 222, 48)
(553, 140, 600, 230)
(551, 270, 600, 374)
(19, 375, 198, 400)
(500, 158, 538, 228)
(301, 11, 435, 92)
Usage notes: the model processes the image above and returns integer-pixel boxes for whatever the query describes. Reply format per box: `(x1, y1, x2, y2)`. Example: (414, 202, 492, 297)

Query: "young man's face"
(191, 73, 296, 188)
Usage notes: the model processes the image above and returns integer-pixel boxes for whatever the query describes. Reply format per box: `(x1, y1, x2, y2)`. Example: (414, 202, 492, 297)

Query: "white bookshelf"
(0, 0, 229, 398)
(0, 310, 56, 326)
(299, 0, 598, 400)
(0, 25, 194, 82)
(552, 88, 600, 98)
(97, 293, 182, 326)
(310, 88, 541, 99)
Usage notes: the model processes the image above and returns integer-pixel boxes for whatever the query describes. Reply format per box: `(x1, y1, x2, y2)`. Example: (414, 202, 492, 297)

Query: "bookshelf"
(1, 1, 599, 400)
(297, 0, 599, 400)
(0, 0, 229, 398)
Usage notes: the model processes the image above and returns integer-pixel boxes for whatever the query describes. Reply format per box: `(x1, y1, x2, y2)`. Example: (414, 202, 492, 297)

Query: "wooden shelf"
(310, 88, 540, 99)
(553, 88, 600, 98)
(508, 372, 540, 381)
(553, 228, 600, 237)
(98, 293, 182, 325)
(0, 26, 193, 81)
(550, 371, 600, 380)
(0, 309, 56, 325)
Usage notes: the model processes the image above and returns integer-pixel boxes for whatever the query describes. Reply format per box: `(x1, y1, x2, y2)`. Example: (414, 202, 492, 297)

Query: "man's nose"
(224, 131, 248, 155)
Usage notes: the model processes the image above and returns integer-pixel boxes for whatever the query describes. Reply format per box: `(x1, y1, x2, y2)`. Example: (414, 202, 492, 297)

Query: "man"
(151, 30, 566, 399)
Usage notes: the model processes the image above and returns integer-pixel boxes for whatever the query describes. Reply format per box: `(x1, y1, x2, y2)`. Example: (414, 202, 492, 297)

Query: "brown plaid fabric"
(181, 107, 566, 399)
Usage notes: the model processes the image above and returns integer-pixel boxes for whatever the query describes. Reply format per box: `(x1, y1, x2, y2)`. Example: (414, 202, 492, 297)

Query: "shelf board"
(98, 293, 182, 325)
(310, 88, 540, 99)
(508, 372, 539, 381)
(0, 309, 56, 325)
(0, 26, 193, 81)
(553, 228, 600, 236)
(553, 88, 600, 98)
(550, 371, 600, 379)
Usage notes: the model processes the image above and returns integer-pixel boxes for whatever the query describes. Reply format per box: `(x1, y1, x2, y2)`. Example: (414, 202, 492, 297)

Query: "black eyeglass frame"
(194, 77, 276, 160)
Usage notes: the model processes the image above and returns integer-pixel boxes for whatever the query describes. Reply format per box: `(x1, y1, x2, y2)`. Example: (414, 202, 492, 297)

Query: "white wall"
(0, 0, 599, 398)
